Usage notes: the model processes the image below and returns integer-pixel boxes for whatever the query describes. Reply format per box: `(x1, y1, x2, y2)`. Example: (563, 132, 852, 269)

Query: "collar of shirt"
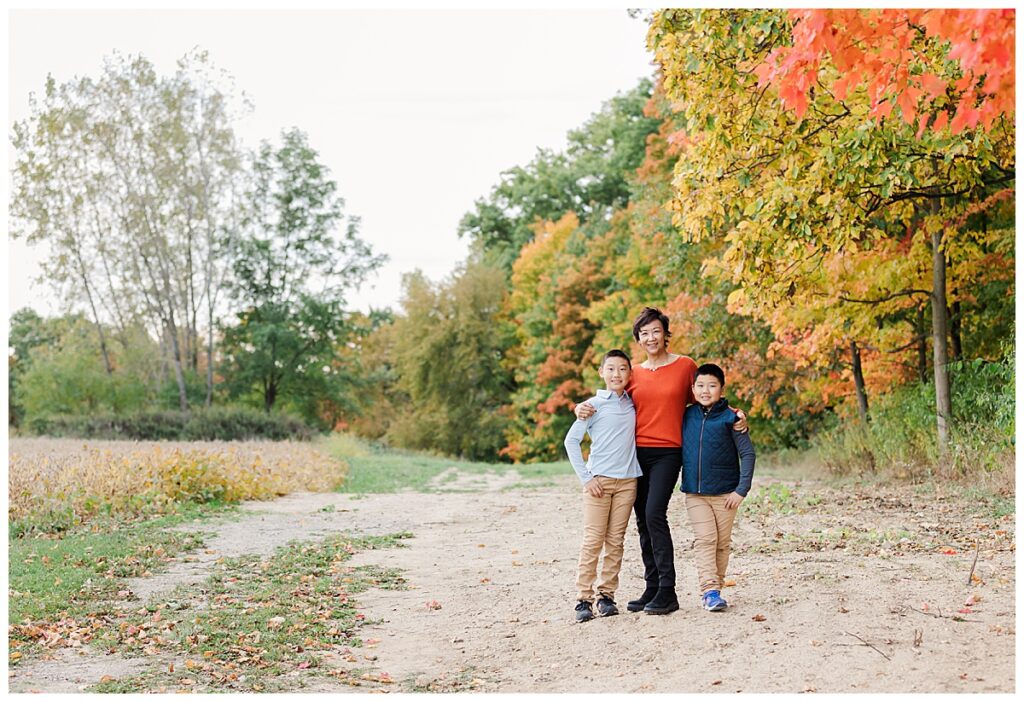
(596, 389, 631, 402)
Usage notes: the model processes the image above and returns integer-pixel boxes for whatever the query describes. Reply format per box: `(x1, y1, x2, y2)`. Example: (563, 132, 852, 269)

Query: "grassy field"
(320, 433, 571, 493)
(89, 531, 411, 693)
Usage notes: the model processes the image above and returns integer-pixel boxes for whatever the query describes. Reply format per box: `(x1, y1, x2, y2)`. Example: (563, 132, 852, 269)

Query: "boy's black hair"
(632, 307, 672, 344)
(695, 362, 725, 385)
(602, 349, 632, 368)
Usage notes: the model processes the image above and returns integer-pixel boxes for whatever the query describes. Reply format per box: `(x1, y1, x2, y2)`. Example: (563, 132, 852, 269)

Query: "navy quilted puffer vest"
(680, 398, 740, 495)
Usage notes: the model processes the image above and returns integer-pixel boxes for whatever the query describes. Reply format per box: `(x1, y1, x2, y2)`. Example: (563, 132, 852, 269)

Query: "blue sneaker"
(702, 590, 728, 611)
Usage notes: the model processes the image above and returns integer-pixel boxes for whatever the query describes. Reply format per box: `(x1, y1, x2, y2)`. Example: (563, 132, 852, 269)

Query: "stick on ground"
(966, 540, 980, 587)
(844, 630, 891, 660)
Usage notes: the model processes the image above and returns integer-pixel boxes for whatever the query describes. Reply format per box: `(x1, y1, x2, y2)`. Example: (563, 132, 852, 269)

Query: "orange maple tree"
(755, 9, 1015, 134)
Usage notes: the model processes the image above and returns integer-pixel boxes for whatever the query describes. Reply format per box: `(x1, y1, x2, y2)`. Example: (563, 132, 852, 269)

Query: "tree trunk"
(264, 380, 277, 412)
(70, 241, 114, 375)
(931, 226, 952, 456)
(916, 305, 929, 384)
(850, 340, 869, 425)
(205, 297, 215, 408)
(166, 312, 190, 412)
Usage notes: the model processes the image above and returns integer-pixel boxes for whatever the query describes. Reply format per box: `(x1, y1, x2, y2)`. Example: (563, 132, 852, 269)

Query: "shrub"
(25, 406, 314, 442)
(815, 353, 1014, 485)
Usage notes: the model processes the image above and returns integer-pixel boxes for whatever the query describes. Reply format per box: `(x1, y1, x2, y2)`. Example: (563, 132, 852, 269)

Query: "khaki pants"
(684, 493, 738, 594)
(575, 476, 637, 602)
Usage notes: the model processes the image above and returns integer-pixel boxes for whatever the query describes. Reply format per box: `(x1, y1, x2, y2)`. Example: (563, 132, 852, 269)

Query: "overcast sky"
(7, 7, 656, 317)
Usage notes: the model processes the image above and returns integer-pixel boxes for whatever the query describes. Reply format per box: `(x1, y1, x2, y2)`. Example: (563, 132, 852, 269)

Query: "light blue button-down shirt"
(564, 389, 643, 485)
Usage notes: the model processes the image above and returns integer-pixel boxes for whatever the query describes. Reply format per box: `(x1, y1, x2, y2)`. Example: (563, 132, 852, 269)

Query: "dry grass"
(9, 438, 347, 533)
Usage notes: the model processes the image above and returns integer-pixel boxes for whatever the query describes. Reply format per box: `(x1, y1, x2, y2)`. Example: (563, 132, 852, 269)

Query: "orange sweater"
(627, 355, 697, 448)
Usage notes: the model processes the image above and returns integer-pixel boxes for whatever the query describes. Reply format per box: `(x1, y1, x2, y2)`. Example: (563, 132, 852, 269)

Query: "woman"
(574, 307, 746, 614)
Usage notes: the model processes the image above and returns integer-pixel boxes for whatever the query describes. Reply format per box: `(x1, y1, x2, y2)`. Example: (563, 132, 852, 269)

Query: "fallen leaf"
(100, 675, 115, 683)
(940, 547, 957, 555)
(752, 614, 767, 622)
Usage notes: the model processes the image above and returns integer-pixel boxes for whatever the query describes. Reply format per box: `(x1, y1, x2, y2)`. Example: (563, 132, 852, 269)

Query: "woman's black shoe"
(643, 587, 679, 615)
(626, 586, 659, 612)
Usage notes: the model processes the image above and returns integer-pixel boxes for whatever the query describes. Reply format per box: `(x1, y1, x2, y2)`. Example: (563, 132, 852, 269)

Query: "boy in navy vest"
(680, 363, 755, 611)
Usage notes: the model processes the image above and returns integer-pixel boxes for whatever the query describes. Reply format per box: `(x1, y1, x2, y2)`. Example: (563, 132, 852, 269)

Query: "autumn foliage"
(349, 9, 1014, 473)
(755, 9, 1015, 134)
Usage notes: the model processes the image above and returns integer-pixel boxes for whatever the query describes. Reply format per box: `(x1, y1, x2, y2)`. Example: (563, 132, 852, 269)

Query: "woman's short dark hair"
(632, 307, 672, 343)
(602, 349, 632, 368)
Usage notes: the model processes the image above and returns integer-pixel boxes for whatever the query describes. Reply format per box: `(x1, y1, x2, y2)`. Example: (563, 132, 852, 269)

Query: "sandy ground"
(9, 473, 1016, 693)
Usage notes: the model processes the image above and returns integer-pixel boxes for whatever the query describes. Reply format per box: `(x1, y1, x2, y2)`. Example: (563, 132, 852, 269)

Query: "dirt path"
(10, 474, 1015, 693)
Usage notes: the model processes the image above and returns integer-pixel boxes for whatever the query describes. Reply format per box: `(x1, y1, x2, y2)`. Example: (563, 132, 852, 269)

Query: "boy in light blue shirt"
(564, 349, 642, 623)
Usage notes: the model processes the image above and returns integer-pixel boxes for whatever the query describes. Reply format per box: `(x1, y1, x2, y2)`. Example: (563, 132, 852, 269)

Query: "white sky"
(7, 7, 656, 317)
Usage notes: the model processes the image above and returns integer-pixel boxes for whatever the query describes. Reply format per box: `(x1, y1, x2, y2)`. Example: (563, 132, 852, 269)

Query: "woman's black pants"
(634, 446, 681, 590)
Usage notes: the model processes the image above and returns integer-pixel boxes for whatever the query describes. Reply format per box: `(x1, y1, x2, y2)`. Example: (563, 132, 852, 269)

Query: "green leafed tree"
(219, 128, 385, 428)
(385, 261, 513, 461)
(13, 313, 155, 422)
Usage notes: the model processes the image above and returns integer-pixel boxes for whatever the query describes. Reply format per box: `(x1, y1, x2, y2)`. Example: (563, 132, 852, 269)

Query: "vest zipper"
(697, 408, 709, 493)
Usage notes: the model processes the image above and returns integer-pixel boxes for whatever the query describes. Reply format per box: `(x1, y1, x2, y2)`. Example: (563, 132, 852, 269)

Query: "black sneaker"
(596, 595, 619, 617)
(643, 587, 680, 615)
(626, 586, 658, 612)
(575, 600, 594, 623)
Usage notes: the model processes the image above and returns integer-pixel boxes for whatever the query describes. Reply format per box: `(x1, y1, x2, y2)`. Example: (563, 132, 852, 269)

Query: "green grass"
(9, 504, 236, 627)
(320, 433, 571, 494)
(102, 532, 412, 693)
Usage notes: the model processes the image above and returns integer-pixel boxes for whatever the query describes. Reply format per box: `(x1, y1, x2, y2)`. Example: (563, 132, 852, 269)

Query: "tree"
(219, 128, 384, 426)
(9, 308, 59, 426)
(13, 314, 153, 421)
(386, 261, 513, 460)
(648, 8, 1014, 454)
(10, 50, 249, 410)
(756, 9, 1015, 134)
